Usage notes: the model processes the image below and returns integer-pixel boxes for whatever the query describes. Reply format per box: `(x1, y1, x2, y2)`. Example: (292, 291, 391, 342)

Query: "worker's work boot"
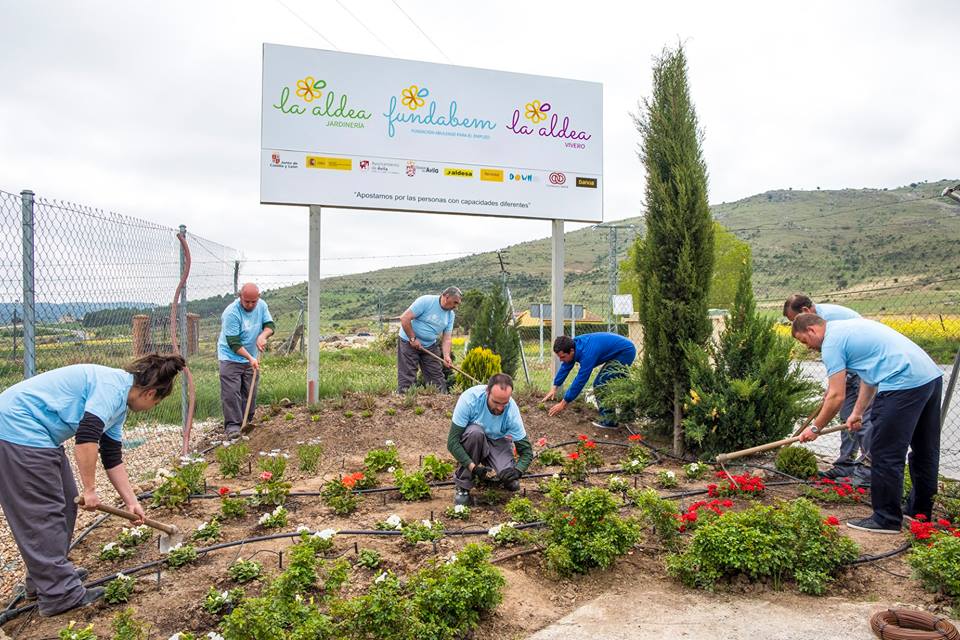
(20, 568, 89, 601)
(39, 586, 104, 617)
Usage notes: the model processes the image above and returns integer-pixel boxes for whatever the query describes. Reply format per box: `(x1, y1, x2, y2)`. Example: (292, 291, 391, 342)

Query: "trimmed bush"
(775, 446, 819, 479)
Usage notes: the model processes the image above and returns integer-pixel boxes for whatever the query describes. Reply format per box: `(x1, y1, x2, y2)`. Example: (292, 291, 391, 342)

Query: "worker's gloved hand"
(471, 464, 496, 483)
(498, 467, 522, 484)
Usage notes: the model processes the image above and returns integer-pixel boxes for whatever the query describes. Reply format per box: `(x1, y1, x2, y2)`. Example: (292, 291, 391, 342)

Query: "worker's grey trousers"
(397, 339, 447, 393)
(0, 439, 85, 615)
(219, 359, 258, 434)
(453, 424, 518, 491)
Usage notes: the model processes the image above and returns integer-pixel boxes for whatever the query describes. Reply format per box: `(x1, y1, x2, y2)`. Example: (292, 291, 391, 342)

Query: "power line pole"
(497, 251, 530, 385)
(598, 223, 638, 332)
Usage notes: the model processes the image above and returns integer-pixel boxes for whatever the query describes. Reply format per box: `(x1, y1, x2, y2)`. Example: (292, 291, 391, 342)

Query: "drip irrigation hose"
(0, 522, 546, 625)
(171, 230, 196, 455)
(870, 608, 960, 640)
(847, 542, 912, 566)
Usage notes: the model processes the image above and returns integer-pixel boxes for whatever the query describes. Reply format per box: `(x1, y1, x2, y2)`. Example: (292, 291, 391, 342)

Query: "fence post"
(233, 260, 240, 297)
(178, 225, 188, 433)
(20, 190, 35, 379)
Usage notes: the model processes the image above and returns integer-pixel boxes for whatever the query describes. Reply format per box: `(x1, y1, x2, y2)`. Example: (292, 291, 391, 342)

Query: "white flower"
(103, 542, 117, 551)
(611, 476, 623, 484)
(258, 513, 270, 525)
(453, 504, 466, 513)
(665, 471, 676, 479)
(316, 528, 336, 540)
(374, 572, 387, 583)
(295, 593, 303, 603)
(259, 451, 267, 456)
(387, 466, 396, 473)
(385, 440, 395, 446)
(220, 590, 230, 599)
(271, 448, 281, 453)
(168, 542, 183, 552)
(155, 468, 173, 480)
(296, 525, 310, 533)
(552, 472, 560, 479)
(207, 634, 225, 640)
(168, 634, 183, 640)
(385, 514, 402, 528)
(421, 519, 432, 528)
(197, 522, 209, 531)
(116, 572, 130, 580)
(488, 524, 503, 538)
(445, 553, 458, 565)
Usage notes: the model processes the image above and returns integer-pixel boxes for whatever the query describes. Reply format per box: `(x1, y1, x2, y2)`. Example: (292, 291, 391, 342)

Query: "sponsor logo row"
(271, 153, 597, 188)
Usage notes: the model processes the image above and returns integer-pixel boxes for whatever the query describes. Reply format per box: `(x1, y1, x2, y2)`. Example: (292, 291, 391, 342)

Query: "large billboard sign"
(260, 44, 603, 222)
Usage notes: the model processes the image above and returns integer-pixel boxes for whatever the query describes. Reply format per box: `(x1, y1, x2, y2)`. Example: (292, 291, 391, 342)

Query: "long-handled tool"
(241, 366, 259, 433)
(418, 344, 482, 385)
(716, 424, 847, 464)
(75, 497, 182, 552)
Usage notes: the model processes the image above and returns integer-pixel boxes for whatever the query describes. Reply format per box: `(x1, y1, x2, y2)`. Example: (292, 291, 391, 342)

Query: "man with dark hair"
(792, 313, 943, 534)
(542, 332, 636, 428)
(447, 373, 533, 506)
(783, 294, 869, 482)
(397, 287, 462, 393)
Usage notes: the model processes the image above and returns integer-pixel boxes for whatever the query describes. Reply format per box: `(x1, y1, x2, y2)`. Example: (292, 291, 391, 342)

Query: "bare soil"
(2, 391, 954, 639)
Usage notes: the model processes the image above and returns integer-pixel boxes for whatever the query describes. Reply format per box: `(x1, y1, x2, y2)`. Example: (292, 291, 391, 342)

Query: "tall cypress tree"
(633, 45, 714, 454)
(467, 285, 520, 378)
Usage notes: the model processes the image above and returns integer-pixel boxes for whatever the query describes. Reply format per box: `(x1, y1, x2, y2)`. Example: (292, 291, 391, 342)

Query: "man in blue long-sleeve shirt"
(542, 333, 636, 428)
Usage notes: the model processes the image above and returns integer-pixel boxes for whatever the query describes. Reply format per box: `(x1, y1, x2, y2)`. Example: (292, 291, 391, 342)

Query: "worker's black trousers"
(868, 377, 942, 529)
(0, 439, 85, 615)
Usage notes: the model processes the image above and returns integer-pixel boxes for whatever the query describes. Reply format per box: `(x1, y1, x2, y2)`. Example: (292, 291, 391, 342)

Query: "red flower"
(583, 441, 596, 449)
(568, 518, 577, 526)
(825, 516, 840, 526)
(627, 434, 643, 442)
(856, 487, 867, 495)
(707, 484, 718, 497)
(577, 434, 589, 441)
(259, 471, 273, 482)
(567, 452, 580, 460)
(218, 486, 230, 497)
(721, 499, 733, 508)
(536, 437, 548, 447)
(915, 514, 927, 521)
(342, 476, 357, 488)
(937, 518, 952, 528)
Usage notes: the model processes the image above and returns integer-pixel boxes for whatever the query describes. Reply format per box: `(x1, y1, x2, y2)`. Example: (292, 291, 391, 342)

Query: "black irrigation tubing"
(847, 542, 912, 566)
(0, 522, 548, 625)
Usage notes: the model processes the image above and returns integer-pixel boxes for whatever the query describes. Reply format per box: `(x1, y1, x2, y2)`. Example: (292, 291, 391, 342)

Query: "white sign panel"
(612, 294, 634, 316)
(260, 44, 603, 222)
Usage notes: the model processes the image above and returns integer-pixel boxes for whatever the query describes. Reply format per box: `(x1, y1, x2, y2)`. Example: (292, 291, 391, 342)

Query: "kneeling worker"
(792, 313, 942, 534)
(0, 354, 185, 615)
(447, 373, 533, 506)
(543, 332, 637, 428)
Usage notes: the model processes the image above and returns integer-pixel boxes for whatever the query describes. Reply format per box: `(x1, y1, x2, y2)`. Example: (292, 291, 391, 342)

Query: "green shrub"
(99, 541, 132, 562)
(395, 469, 432, 501)
(153, 456, 207, 508)
(117, 525, 151, 548)
(445, 504, 470, 520)
(402, 519, 445, 545)
(938, 479, 960, 522)
(488, 522, 526, 546)
(258, 505, 289, 529)
(229, 558, 263, 583)
(165, 543, 199, 569)
(656, 470, 679, 488)
(220, 493, 247, 519)
(467, 284, 520, 379)
(364, 444, 402, 473)
(110, 607, 149, 640)
(297, 439, 324, 474)
(537, 449, 564, 467)
(667, 498, 859, 595)
(421, 454, 454, 481)
(216, 441, 250, 478)
(103, 573, 135, 604)
(58, 622, 96, 640)
(258, 451, 289, 479)
(628, 488, 681, 551)
(775, 446, 819, 479)
(356, 549, 381, 570)
(250, 473, 292, 507)
(908, 532, 960, 599)
(684, 461, 709, 480)
(457, 346, 502, 389)
(205, 586, 245, 614)
(543, 487, 641, 575)
(321, 478, 359, 515)
(504, 496, 541, 523)
(192, 518, 222, 543)
(681, 260, 819, 456)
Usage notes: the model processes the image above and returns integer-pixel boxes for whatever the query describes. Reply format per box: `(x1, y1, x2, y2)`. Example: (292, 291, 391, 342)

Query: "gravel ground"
(0, 420, 220, 605)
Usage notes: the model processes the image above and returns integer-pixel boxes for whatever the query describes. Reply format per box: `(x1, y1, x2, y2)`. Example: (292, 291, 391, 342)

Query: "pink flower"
(577, 434, 589, 442)
(259, 471, 273, 482)
(536, 437, 548, 447)
(583, 441, 596, 449)
(567, 452, 580, 460)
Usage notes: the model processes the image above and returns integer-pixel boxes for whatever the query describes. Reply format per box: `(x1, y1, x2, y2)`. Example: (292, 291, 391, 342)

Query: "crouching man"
(447, 373, 533, 506)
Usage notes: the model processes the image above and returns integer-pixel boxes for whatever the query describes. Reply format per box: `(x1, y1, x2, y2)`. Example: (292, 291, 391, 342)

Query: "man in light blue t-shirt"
(446, 374, 534, 506)
(397, 286, 461, 393)
(783, 294, 869, 481)
(217, 283, 274, 438)
(792, 314, 943, 534)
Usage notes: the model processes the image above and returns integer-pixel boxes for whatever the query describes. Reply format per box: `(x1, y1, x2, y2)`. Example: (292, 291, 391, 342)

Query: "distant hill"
(195, 179, 960, 334)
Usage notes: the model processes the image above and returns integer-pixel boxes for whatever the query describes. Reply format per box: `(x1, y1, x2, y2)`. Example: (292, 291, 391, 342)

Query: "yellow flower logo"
(401, 85, 429, 111)
(296, 76, 327, 103)
(524, 100, 551, 123)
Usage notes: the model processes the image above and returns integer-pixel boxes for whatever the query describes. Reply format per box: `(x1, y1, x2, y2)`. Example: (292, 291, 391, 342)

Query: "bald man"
(217, 283, 274, 439)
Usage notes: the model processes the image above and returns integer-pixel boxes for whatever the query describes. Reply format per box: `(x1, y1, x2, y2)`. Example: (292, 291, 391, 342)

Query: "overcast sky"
(1, 0, 957, 289)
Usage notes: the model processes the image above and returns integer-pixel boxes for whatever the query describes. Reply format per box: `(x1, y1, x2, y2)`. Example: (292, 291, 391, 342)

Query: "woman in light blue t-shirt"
(0, 353, 185, 617)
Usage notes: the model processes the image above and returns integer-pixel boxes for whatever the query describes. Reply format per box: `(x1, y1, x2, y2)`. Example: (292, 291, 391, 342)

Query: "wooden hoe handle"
(715, 424, 847, 463)
(74, 496, 178, 536)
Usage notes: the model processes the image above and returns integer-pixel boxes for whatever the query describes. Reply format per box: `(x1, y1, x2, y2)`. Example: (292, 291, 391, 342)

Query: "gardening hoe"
(241, 365, 259, 434)
(715, 423, 847, 464)
(75, 497, 182, 552)
(418, 345, 482, 385)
